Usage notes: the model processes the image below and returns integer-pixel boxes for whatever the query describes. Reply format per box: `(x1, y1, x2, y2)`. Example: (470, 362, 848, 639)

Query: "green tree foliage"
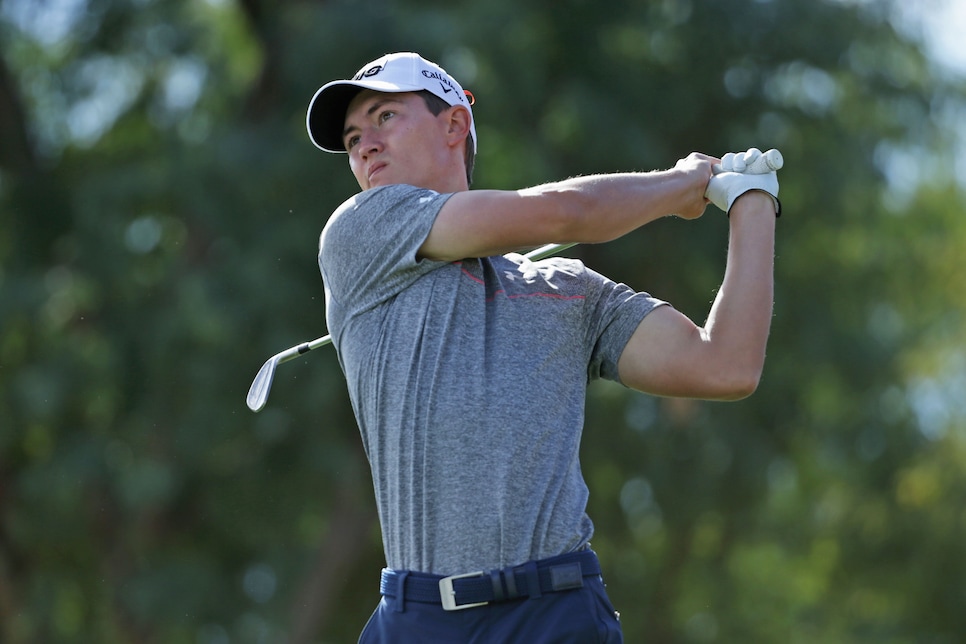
(1, 0, 965, 641)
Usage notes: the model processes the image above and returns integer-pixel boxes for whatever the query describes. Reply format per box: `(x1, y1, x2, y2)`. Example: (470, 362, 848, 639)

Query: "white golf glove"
(705, 148, 782, 216)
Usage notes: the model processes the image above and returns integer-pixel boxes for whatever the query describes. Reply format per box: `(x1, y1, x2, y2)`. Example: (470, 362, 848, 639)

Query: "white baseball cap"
(306, 52, 477, 154)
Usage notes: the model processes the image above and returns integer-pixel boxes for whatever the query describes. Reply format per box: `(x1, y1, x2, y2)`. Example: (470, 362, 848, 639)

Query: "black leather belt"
(380, 549, 601, 611)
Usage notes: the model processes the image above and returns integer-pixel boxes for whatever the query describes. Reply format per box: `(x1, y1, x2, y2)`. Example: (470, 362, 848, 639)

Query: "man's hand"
(670, 152, 719, 220)
(705, 148, 782, 216)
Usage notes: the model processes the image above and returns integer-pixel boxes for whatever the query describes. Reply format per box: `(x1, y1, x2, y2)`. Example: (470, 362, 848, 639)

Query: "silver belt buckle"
(438, 571, 487, 611)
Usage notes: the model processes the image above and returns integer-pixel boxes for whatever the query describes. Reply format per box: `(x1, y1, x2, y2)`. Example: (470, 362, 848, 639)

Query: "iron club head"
(246, 355, 280, 412)
(246, 341, 318, 412)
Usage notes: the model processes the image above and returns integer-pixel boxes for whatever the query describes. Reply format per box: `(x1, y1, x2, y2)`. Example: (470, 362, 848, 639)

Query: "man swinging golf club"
(306, 51, 781, 642)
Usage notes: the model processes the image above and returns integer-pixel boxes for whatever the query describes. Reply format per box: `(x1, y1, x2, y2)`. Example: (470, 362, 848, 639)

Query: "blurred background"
(2, 0, 966, 641)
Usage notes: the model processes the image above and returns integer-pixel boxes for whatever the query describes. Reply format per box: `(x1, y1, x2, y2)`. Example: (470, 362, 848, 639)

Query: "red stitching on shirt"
(484, 291, 585, 303)
(458, 264, 485, 284)
(508, 293, 585, 300)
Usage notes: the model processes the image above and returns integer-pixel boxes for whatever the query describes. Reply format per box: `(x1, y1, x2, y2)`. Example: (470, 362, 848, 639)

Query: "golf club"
(246, 241, 579, 412)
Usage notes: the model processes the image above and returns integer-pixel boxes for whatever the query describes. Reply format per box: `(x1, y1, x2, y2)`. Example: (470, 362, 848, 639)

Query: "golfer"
(307, 52, 779, 642)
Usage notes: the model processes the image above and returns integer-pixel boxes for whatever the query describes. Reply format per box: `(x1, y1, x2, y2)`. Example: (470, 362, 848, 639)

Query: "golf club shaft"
(247, 241, 577, 411)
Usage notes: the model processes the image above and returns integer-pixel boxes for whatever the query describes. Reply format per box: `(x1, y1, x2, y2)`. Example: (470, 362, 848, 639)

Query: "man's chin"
(368, 177, 405, 189)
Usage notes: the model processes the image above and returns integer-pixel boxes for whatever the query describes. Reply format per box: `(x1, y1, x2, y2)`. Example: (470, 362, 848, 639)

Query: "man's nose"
(358, 130, 382, 158)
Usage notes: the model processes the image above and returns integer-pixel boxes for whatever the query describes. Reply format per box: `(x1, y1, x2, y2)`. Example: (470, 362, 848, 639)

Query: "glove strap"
(729, 191, 781, 218)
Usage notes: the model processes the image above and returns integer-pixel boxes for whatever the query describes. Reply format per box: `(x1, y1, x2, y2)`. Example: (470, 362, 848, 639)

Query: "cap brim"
(306, 80, 426, 153)
(306, 83, 364, 153)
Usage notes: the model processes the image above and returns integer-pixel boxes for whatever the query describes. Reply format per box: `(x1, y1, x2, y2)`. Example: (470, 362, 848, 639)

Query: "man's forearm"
(529, 172, 694, 242)
(702, 192, 776, 393)
(423, 154, 715, 262)
(525, 162, 712, 244)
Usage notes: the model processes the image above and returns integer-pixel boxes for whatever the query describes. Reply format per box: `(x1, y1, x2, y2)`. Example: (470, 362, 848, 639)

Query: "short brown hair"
(416, 90, 476, 186)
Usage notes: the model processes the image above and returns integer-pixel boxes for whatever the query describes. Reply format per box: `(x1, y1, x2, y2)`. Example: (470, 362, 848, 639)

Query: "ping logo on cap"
(353, 65, 384, 80)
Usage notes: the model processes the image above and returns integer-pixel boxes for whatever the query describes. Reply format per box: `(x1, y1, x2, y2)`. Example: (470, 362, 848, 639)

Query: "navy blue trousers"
(358, 557, 623, 643)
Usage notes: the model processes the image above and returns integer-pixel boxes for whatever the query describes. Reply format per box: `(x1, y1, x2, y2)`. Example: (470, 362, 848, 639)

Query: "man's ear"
(445, 105, 472, 149)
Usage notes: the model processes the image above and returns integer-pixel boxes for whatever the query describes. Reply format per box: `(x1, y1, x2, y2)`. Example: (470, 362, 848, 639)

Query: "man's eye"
(346, 135, 360, 150)
(379, 110, 395, 123)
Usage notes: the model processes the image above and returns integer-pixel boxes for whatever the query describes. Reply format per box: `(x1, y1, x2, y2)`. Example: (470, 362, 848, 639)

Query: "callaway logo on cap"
(306, 52, 477, 154)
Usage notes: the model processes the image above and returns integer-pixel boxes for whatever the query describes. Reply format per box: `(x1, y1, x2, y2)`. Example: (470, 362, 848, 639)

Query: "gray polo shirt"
(319, 184, 665, 575)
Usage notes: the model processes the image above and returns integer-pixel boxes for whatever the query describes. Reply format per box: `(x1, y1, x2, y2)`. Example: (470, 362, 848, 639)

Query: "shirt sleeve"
(319, 184, 453, 315)
(584, 266, 669, 384)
